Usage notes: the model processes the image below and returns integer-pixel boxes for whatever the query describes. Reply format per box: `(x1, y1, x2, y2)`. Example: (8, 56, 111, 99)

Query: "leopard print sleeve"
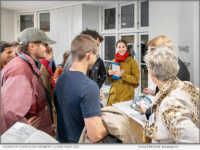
(162, 105, 199, 143)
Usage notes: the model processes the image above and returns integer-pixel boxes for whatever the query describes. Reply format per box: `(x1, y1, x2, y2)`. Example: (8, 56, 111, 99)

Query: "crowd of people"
(0, 27, 199, 143)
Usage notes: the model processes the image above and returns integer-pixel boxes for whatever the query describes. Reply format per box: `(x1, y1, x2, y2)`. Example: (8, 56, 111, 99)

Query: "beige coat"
(144, 78, 199, 143)
(79, 106, 140, 143)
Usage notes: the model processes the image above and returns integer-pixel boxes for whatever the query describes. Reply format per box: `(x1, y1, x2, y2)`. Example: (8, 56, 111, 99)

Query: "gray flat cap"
(18, 27, 56, 45)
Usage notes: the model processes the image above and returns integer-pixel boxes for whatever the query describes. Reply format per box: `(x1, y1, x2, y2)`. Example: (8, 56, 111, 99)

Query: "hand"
(137, 101, 148, 114)
(108, 70, 114, 76)
(120, 69, 125, 75)
(44, 47, 54, 62)
(100, 90, 104, 101)
(51, 124, 57, 137)
(27, 116, 41, 129)
(143, 88, 155, 96)
(114, 70, 124, 77)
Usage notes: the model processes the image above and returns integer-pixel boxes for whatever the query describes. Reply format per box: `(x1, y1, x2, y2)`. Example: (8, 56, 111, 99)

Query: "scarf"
(40, 59, 56, 88)
(114, 51, 129, 63)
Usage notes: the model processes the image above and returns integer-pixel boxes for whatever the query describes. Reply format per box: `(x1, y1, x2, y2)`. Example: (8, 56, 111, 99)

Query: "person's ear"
(149, 67, 157, 82)
(86, 52, 90, 60)
(28, 42, 35, 50)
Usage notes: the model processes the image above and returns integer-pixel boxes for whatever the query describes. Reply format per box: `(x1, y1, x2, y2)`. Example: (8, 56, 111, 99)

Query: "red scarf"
(40, 59, 56, 88)
(114, 51, 129, 63)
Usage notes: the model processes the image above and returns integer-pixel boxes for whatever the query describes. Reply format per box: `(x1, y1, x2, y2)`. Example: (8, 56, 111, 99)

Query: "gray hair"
(144, 46, 179, 81)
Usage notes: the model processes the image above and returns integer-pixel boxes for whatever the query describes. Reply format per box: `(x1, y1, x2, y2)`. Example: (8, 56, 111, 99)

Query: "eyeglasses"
(34, 41, 48, 47)
(147, 47, 157, 52)
(43, 43, 48, 47)
(41, 42, 48, 47)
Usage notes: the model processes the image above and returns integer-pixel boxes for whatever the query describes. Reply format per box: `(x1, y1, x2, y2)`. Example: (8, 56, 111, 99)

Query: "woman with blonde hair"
(143, 35, 190, 95)
(138, 46, 199, 143)
(147, 35, 174, 50)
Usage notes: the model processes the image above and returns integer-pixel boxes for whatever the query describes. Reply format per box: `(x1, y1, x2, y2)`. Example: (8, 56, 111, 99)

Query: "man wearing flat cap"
(0, 28, 56, 136)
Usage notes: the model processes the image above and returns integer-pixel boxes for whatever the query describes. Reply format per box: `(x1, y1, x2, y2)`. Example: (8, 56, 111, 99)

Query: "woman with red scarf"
(107, 40, 140, 106)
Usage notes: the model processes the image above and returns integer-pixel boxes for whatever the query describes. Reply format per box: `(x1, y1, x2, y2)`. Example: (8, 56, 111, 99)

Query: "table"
(128, 117, 151, 143)
(113, 100, 151, 143)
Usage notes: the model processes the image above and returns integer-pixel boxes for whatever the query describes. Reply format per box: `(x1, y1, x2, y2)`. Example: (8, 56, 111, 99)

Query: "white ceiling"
(0, 1, 121, 12)
(1, 1, 83, 12)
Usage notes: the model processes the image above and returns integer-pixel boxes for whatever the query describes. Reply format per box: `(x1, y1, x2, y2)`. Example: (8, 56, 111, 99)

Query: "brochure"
(111, 62, 120, 80)
(1, 122, 58, 143)
(131, 95, 152, 111)
(113, 101, 147, 127)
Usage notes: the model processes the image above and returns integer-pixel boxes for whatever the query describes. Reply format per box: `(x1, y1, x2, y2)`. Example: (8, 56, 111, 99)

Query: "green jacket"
(107, 56, 140, 106)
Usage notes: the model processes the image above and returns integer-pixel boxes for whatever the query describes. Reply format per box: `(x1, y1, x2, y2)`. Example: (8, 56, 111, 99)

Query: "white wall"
(10, 4, 83, 65)
(0, 8, 15, 42)
(193, 0, 199, 87)
(149, 1, 181, 53)
(149, 1, 199, 87)
(82, 4, 99, 31)
(178, 1, 199, 86)
(50, 4, 101, 64)
(12, 4, 83, 65)
(49, 4, 82, 64)
(8, 3, 100, 65)
(148, 1, 181, 90)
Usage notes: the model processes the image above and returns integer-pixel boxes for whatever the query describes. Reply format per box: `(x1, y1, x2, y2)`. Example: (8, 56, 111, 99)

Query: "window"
(141, 35, 148, 63)
(104, 36, 116, 61)
(140, 0, 149, 27)
(101, 1, 149, 95)
(104, 8, 116, 30)
(103, 35, 116, 87)
(121, 4, 135, 28)
(121, 35, 136, 57)
(39, 13, 50, 32)
(19, 12, 50, 33)
(103, 61, 112, 86)
(20, 14, 34, 32)
(141, 65, 148, 92)
(140, 34, 149, 92)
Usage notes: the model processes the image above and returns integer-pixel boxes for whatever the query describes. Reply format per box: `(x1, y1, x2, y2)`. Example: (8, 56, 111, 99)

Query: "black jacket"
(177, 58, 190, 81)
(88, 57, 106, 88)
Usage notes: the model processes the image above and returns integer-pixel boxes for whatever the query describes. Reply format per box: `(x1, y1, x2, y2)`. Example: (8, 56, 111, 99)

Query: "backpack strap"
(18, 53, 40, 78)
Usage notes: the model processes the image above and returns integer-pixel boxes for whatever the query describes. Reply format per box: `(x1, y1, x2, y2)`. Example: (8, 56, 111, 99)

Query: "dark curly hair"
(81, 29, 103, 42)
(0, 42, 12, 53)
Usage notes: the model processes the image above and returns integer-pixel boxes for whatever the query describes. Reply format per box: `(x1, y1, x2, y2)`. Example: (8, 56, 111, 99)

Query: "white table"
(113, 100, 151, 143)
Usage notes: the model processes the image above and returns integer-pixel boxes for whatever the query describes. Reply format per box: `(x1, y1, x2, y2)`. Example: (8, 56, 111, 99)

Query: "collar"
(34, 59, 41, 69)
(18, 52, 41, 76)
(152, 77, 179, 112)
